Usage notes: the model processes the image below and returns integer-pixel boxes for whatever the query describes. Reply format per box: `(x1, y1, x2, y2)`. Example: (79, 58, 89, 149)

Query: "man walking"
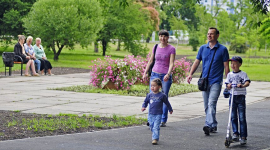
(187, 27, 230, 135)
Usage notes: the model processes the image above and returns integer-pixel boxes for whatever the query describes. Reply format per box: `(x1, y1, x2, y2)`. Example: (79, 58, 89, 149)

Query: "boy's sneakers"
(203, 126, 210, 135)
(240, 137, 247, 145)
(152, 139, 158, 145)
(160, 122, 166, 127)
(232, 133, 239, 142)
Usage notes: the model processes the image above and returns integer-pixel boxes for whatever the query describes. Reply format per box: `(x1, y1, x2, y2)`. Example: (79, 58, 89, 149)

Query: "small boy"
(225, 56, 250, 145)
(141, 78, 173, 145)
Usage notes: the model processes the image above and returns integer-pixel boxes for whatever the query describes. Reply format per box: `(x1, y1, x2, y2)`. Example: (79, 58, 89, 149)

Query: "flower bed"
(89, 55, 190, 90)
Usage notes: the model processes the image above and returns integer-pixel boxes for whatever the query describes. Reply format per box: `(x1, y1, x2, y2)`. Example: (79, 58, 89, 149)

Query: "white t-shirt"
(225, 71, 250, 95)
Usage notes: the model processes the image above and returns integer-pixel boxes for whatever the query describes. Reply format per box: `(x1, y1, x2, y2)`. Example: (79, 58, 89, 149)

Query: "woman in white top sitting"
(24, 36, 41, 73)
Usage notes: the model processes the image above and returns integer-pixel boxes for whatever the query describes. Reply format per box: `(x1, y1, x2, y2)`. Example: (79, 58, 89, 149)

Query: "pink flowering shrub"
(89, 55, 190, 90)
(89, 55, 147, 90)
(172, 57, 191, 84)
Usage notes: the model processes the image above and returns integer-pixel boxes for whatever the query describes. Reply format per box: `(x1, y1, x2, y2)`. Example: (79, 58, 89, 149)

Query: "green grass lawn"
(51, 83, 199, 97)
(241, 64, 270, 82)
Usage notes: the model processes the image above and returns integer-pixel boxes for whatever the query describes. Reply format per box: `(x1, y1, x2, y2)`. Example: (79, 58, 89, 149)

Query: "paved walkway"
(0, 73, 269, 123)
(1, 73, 270, 150)
(1, 98, 270, 150)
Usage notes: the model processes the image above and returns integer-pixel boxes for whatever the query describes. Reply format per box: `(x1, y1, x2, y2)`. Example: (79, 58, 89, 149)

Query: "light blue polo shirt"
(196, 41, 229, 85)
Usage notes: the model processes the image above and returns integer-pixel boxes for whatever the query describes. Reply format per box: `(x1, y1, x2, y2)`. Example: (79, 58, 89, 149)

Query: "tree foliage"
(97, 0, 152, 56)
(23, 0, 103, 60)
(0, 0, 36, 48)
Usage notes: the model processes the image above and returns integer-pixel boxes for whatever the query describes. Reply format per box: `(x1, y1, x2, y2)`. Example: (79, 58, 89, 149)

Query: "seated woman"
(33, 38, 54, 76)
(14, 35, 39, 76)
(24, 36, 41, 73)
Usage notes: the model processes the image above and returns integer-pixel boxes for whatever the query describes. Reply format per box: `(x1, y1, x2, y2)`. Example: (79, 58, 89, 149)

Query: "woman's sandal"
(33, 73, 40, 76)
(24, 74, 31, 77)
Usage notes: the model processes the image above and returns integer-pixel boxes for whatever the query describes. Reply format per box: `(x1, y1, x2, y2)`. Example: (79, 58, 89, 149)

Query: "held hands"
(141, 107, 146, 112)
(169, 111, 173, 114)
(26, 56, 30, 59)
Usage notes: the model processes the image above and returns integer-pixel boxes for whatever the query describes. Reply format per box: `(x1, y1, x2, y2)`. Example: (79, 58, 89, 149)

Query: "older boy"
(225, 56, 250, 145)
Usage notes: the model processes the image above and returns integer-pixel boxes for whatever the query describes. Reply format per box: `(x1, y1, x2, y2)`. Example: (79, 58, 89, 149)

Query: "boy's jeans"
(148, 114, 162, 140)
(229, 95, 247, 137)
(202, 83, 222, 128)
(34, 59, 41, 71)
(150, 72, 172, 123)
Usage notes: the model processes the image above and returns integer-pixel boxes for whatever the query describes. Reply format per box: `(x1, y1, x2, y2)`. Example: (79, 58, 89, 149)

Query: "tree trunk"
(116, 39, 120, 51)
(54, 41, 65, 61)
(94, 41, 98, 53)
(102, 39, 107, 56)
(54, 53, 59, 61)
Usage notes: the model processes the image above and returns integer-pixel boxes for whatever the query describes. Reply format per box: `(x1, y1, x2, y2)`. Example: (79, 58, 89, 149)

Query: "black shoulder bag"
(198, 49, 217, 91)
(148, 44, 158, 76)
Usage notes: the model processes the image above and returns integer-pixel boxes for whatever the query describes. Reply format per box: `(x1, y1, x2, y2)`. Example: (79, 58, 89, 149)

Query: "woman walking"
(143, 30, 176, 127)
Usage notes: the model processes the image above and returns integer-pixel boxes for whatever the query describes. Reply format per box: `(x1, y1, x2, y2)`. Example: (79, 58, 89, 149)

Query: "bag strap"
(152, 44, 158, 63)
(200, 48, 217, 78)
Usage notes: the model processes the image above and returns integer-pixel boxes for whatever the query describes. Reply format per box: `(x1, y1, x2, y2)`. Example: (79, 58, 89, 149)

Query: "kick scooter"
(224, 83, 236, 148)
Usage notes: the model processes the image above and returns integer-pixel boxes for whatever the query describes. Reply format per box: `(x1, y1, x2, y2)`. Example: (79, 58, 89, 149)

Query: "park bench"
(2, 52, 44, 76)
(2, 52, 23, 76)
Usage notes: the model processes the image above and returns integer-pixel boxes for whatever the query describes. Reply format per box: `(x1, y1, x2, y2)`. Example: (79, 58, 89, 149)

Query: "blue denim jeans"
(149, 72, 172, 123)
(202, 83, 222, 128)
(34, 59, 41, 71)
(148, 114, 162, 140)
(229, 95, 247, 137)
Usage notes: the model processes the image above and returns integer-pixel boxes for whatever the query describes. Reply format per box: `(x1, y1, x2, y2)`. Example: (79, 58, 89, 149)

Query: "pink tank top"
(152, 44, 176, 74)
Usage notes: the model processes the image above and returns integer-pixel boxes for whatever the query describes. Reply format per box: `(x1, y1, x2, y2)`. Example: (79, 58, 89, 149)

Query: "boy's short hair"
(229, 56, 242, 64)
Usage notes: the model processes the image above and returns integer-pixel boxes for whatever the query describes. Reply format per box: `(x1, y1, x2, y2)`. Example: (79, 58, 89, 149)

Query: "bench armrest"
(14, 55, 23, 63)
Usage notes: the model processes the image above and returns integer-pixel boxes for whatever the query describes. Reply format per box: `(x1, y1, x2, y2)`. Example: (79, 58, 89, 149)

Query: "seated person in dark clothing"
(14, 35, 39, 76)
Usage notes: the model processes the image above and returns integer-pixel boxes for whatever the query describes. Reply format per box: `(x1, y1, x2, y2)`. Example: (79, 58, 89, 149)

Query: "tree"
(97, 0, 152, 56)
(259, 18, 270, 42)
(0, 0, 36, 48)
(23, 0, 103, 61)
(216, 10, 236, 44)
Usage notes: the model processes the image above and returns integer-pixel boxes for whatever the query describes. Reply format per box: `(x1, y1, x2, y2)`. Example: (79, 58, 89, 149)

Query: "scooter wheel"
(225, 139, 231, 148)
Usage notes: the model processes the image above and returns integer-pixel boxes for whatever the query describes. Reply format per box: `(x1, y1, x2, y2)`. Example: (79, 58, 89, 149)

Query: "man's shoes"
(203, 126, 210, 135)
(240, 137, 247, 145)
(152, 139, 158, 145)
(232, 133, 239, 142)
(210, 126, 217, 133)
(160, 122, 166, 127)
